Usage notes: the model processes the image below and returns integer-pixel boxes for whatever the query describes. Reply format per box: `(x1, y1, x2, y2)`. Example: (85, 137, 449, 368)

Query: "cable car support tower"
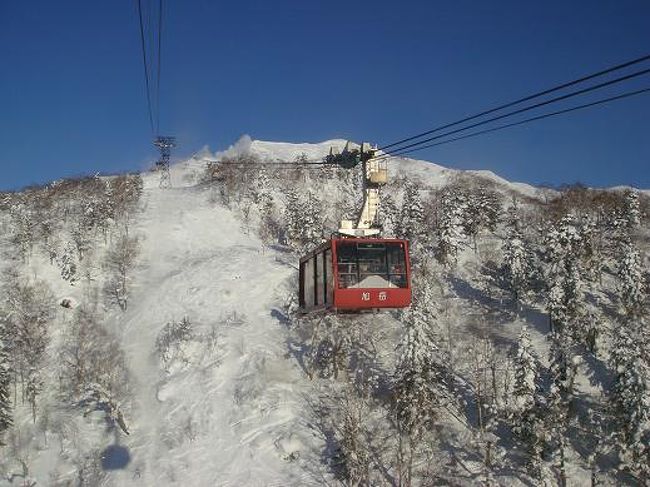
(325, 142, 388, 237)
(154, 136, 176, 188)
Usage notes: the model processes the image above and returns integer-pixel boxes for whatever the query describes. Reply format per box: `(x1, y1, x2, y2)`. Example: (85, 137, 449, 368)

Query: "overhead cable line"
(384, 86, 650, 157)
(135, 0, 165, 135)
(156, 0, 163, 135)
(379, 53, 650, 153)
(206, 70, 650, 168)
(379, 67, 650, 157)
(203, 57, 650, 169)
(136, 0, 155, 134)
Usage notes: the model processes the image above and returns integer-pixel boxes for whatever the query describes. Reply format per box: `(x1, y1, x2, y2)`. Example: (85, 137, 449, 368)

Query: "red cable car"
(299, 238, 412, 313)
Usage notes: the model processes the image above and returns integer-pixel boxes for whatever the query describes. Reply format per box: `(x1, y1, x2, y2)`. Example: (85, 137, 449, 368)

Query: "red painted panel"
(333, 287, 412, 310)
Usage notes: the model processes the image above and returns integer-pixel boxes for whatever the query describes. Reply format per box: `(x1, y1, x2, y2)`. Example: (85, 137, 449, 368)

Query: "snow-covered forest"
(0, 138, 648, 486)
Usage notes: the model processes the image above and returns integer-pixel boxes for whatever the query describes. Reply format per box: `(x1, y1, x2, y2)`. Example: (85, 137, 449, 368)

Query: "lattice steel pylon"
(153, 136, 176, 188)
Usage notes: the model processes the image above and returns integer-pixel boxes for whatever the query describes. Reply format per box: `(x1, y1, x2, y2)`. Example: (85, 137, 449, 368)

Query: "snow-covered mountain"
(229, 138, 542, 195)
(0, 139, 648, 486)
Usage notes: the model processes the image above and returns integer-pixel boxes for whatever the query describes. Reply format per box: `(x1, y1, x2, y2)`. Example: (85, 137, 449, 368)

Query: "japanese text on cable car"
(361, 291, 388, 301)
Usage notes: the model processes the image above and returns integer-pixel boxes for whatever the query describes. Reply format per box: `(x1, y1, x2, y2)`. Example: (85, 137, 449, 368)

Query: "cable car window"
(358, 244, 389, 288)
(325, 249, 333, 304)
(316, 251, 324, 305)
(299, 261, 306, 308)
(337, 243, 358, 288)
(387, 243, 407, 288)
(336, 241, 408, 289)
(304, 257, 315, 307)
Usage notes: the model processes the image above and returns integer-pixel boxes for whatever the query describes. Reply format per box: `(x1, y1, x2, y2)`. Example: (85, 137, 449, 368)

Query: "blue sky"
(1, 0, 649, 190)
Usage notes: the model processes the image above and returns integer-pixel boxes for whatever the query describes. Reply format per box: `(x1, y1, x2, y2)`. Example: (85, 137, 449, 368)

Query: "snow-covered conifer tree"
(253, 166, 273, 209)
(512, 326, 539, 414)
(519, 407, 547, 481)
(623, 189, 641, 231)
(544, 215, 591, 342)
(398, 183, 425, 245)
(379, 193, 399, 237)
(302, 190, 323, 247)
(478, 186, 502, 233)
(547, 276, 567, 333)
(392, 297, 449, 485)
(563, 262, 585, 329)
(509, 326, 548, 477)
(250, 164, 273, 211)
(256, 172, 279, 245)
(435, 188, 465, 269)
(463, 185, 501, 250)
(544, 215, 580, 268)
(544, 332, 578, 487)
(502, 202, 535, 305)
(607, 190, 641, 258)
(393, 289, 447, 439)
(281, 187, 323, 251)
(616, 241, 646, 318)
(577, 214, 604, 283)
(609, 321, 650, 480)
(282, 187, 303, 248)
(462, 196, 481, 250)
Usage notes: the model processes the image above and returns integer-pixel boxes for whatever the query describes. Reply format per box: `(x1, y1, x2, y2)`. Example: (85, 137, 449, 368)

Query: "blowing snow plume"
(214, 135, 253, 160)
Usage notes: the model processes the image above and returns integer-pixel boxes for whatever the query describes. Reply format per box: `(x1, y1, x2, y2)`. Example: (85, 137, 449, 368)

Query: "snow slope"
(106, 181, 318, 485)
(1, 157, 326, 485)
(2, 138, 646, 485)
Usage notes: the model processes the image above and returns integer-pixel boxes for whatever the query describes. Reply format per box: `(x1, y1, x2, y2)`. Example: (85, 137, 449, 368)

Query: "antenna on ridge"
(153, 136, 176, 188)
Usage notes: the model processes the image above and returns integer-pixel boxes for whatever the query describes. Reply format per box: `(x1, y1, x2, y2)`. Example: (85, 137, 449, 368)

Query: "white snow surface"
(108, 183, 316, 485)
(249, 139, 350, 162)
